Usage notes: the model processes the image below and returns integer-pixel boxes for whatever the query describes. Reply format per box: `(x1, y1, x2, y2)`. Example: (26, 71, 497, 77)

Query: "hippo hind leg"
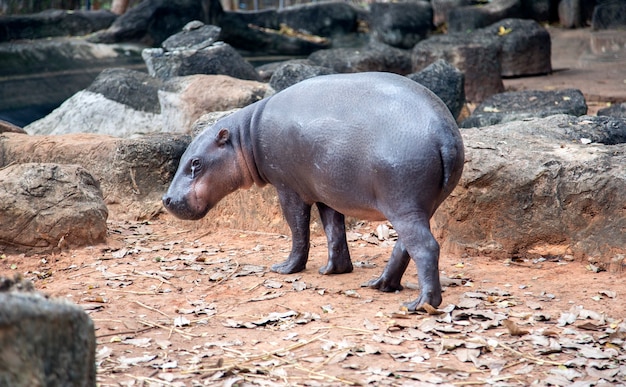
(365, 238, 410, 292)
(389, 215, 443, 310)
(316, 203, 353, 275)
(271, 189, 312, 274)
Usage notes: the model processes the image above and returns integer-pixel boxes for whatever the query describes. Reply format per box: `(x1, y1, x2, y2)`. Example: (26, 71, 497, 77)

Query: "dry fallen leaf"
(502, 319, 529, 336)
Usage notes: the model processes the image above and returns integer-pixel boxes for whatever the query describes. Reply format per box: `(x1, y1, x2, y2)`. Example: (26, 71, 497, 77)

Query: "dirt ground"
(2, 26, 626, 386)
(2, 216, 625, 386)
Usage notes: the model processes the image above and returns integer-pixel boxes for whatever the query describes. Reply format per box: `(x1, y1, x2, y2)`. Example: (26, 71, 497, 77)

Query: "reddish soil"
(2, 216, 624, 386)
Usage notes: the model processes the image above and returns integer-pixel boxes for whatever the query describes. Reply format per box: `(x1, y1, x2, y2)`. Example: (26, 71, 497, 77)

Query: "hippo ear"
(216, 128, 230, 146)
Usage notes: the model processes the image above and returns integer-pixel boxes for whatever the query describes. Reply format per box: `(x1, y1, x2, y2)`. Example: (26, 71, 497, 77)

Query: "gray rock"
(598, 102, 626, 118)
(431, 0, 474, 27)
(0, 287, 96, 386)
(277, 1, 359, 37)
(407, 59, 466, 119)
(268, 60, 336, 93)
(218, 10, 332, 56)
(461, 89, 587, 127)
(448, 0, 522, 33)
(522, 0, 554, 22)
(412, 33, 504, 102)
(0, 9, 115, 42)
(0, 132, 190, 220)
(142, 42, 259, 81)
(87, 0, 204, 46)
(86, 68, 163, 114)
(25, 72, 267, 137)
(0, 163, 107, 253)
(481, 18, 551, 77)
(592, 0, 626, 30)
(369, 1, 433, 49)
(161, 22, 222, 51)
(308, 41, 412, 74)
(433, 114, 626, 263)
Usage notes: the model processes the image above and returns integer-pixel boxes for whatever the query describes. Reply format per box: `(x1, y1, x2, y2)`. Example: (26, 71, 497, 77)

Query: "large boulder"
(25, 70, 268, 137)
(433, 114, 626, 264)
(87, 0, 204, 46)
(218, 12, 332, 56)
(480, 18, 551, 77)
(0, 163, 107, 253)
(268, 60, 336, 93)
(0, 9, 115, 42)
(161, 21, 221, 51)
(431, 0, 473, 27)
(412, 18, 551, 101)
(142, 42, 259, 81)
(521, 0, 554, 22)
(141, 20, 259, 81)
(592, 0, 626, 30)
(447, 0, 522, 33)
(308, 41, 412, 74)
(598, 102, 626, 118)
(369, 1, 433, 49)
(412, 33, 504, 102)
(277, 1, 360, 37)
(407, 59, 466, 120)
(0, 277, 96, 386)
(0, 132, 190, 220)
(461, 89, 587, 127)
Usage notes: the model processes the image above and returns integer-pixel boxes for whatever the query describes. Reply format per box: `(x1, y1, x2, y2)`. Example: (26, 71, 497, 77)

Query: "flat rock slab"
(434, 114, 626, 264)
(0, 163, 107, 253)
(0, 278, 96, 386)
(461, 89, 587, 127)
(0, 133, 190, 221)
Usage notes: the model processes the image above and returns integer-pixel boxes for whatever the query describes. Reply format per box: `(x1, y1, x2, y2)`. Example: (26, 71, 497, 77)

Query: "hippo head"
(162, 126, 245, 220)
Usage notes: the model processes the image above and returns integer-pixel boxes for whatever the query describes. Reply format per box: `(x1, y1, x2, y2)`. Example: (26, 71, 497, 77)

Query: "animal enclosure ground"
(2, 217, 624, 386)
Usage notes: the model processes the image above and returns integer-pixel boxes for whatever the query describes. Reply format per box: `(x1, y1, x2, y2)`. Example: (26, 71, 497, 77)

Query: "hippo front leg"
(271, 189, 312, 274)
(366, 239, 410, 292)
(316, 203, 353, 275)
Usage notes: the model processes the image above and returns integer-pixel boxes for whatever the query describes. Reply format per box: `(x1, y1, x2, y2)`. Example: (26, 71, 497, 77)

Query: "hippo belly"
(253, 73, 451, 222)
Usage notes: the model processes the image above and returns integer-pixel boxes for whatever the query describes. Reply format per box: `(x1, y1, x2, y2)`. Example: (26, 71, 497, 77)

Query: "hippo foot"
(318, 260, 353, 275)
(271, 259, 306, 274)
(403, 291, 442, 311)
(365, 275, 403, 292)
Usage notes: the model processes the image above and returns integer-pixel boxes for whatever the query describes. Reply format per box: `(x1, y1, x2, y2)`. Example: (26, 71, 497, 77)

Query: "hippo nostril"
(163, 196, 171, 207)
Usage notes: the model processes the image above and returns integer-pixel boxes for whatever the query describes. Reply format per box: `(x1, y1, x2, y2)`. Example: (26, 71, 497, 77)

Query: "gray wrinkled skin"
(163, 72, 464, 310)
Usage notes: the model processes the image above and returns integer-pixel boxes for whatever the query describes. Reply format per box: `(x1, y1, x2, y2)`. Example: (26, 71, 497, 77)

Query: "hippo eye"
(190, 158, 201, 179)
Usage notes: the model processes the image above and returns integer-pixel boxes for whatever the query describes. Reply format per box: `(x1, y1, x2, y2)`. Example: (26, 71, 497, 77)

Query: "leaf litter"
(7, 219, 626, 386)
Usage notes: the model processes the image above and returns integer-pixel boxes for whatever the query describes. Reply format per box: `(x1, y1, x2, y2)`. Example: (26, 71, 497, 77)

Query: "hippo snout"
(162, 191, 210, 220)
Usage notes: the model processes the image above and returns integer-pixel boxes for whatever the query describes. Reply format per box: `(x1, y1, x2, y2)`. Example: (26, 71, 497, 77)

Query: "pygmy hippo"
(162, 72, 464, 310)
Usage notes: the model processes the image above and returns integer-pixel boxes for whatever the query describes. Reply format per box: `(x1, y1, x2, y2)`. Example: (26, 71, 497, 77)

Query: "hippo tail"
(438, 137, 465, 202)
